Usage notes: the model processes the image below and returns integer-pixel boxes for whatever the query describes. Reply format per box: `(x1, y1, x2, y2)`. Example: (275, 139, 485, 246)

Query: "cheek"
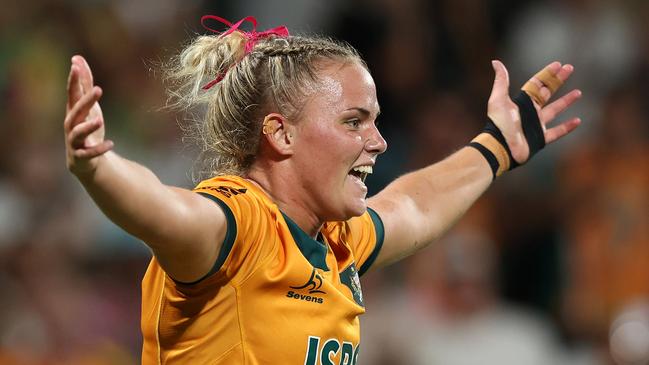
(300, 125, 363, 173)
(327, 133, 363, 164)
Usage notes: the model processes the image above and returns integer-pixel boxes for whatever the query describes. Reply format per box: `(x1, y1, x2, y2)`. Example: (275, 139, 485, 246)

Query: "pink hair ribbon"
(200, 15, 290, 90)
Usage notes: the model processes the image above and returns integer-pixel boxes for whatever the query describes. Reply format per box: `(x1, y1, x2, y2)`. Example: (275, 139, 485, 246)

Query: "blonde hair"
(163, 30, 362, 178)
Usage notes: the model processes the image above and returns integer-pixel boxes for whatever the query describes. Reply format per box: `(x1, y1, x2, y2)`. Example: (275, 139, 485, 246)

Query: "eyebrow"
(344, 107, 381, 118)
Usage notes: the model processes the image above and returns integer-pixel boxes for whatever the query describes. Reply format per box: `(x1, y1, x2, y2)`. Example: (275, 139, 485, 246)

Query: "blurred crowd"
(0, 0, 647, 364)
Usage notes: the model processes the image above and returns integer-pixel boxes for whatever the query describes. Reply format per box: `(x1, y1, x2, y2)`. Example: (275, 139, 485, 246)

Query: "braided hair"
(163, 31, 363, 178)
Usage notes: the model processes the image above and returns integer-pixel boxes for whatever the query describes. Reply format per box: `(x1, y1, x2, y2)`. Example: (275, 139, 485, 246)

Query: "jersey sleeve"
(192, 180, 278, 285)
(342, 208, 385, 276)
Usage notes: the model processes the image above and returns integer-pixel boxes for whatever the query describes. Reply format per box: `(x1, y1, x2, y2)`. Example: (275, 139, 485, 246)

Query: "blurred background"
(1, 0, 648, 364)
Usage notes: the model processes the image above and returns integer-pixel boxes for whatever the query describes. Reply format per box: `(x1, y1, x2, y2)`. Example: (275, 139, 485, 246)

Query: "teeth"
(352, 165, 373, 175)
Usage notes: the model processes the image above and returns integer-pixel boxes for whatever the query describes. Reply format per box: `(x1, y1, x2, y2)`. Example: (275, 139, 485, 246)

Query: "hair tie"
(200, 15, 290, 90)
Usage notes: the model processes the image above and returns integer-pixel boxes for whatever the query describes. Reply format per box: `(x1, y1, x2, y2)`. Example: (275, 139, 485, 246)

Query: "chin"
(332, 184, 368, 220)
(343, 199, 368, 219)
(324, 197, 367, 222)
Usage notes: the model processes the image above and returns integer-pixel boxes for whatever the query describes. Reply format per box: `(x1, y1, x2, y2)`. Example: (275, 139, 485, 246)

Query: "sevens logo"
(290, 268, 326, 294)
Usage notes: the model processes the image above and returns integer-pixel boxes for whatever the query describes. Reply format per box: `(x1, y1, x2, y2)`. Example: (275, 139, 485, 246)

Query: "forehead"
(312, 61, 379, 115)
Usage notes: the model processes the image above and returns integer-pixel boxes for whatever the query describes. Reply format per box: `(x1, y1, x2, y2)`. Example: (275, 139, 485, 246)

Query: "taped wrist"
(469, 120, 512, 178)
(469, 91, 546, 179)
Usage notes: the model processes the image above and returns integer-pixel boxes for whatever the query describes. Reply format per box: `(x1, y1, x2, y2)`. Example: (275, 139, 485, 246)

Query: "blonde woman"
(64, 15, 581, 364)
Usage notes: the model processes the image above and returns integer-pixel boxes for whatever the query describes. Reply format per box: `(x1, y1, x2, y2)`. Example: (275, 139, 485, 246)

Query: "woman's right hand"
(64, 55, 114, 176)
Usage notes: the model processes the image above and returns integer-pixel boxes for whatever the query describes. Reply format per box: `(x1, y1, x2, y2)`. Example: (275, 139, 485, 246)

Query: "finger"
(68, 117, 103, 148)
(555, 64, 574, 83)
(525, 78, 552, 106)
(522, 61, 562, 106)
(545, 117, 581, 144)
(66, 64, 82, 112)
(65, 86, 100, 132)
(489, 60, 510, 100)
(73, 140, 114, 160)
(535, 61, 562, 88)
(72, 55, 94, 92)
(64, 86, 102, 132)
(540, 89, 582, 124)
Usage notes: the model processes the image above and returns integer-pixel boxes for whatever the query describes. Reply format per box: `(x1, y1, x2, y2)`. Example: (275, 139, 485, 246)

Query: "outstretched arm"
(64, 55, 226, 282)
(368, 60, 582, 268)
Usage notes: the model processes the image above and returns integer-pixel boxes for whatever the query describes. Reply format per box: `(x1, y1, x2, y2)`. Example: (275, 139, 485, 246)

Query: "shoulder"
(189, 176, 283, 282)
(193, 175, 279, 236)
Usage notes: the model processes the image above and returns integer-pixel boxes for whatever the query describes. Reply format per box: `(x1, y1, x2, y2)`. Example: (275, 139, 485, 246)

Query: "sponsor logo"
(290, 268, 326, 294)
(340, 264, 363, 307)
(287, 268, 326, 304)
(202, 186, 247, 198)
(304, 336, 360, 365)
(286, 291, 324, 304)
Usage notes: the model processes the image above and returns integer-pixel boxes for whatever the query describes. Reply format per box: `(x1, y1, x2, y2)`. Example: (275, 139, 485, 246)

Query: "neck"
(246, 166, 323, 238)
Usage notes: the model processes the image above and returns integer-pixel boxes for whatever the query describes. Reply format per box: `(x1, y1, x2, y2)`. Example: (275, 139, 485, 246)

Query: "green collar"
(281, 212, 329, 271)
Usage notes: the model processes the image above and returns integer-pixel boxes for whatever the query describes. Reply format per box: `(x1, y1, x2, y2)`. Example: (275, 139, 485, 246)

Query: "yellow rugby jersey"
(141, 175, 384, 364)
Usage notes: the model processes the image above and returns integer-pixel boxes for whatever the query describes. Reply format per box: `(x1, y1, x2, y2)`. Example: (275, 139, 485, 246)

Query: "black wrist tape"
(469, 91, 546, 180)
(468, 122, 513, 180)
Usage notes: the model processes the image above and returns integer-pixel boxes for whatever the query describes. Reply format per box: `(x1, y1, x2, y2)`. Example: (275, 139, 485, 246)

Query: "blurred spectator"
(504, 0, 638, 147)
(558, 85, 649, 356)
(609, 300, 649, 365)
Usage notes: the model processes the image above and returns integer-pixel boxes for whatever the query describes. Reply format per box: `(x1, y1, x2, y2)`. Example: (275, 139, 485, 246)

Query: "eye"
(345, 118, 361, 129)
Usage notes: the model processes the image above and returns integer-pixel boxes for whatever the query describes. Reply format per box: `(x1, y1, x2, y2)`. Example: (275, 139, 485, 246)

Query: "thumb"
(489, 60, 510, 100)
(72, 55, 94, 93)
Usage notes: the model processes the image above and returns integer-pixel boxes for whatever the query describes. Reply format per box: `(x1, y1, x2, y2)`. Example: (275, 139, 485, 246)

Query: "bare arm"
(64, 56, 225, 282)
(368, 60, 582, 268)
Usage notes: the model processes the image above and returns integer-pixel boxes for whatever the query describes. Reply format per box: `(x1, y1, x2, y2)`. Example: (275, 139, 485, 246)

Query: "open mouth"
(349, 165, 373, 183)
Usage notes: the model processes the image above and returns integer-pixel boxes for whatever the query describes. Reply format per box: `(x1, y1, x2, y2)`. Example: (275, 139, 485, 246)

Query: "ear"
(261, 113, 294, 156)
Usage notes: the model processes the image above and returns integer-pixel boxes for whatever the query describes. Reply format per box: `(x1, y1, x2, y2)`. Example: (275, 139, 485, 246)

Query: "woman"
(64, 15, 581, 364)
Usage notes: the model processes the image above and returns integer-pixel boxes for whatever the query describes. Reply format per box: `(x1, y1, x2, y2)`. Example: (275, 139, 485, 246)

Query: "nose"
(365, 126, 388, 155)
